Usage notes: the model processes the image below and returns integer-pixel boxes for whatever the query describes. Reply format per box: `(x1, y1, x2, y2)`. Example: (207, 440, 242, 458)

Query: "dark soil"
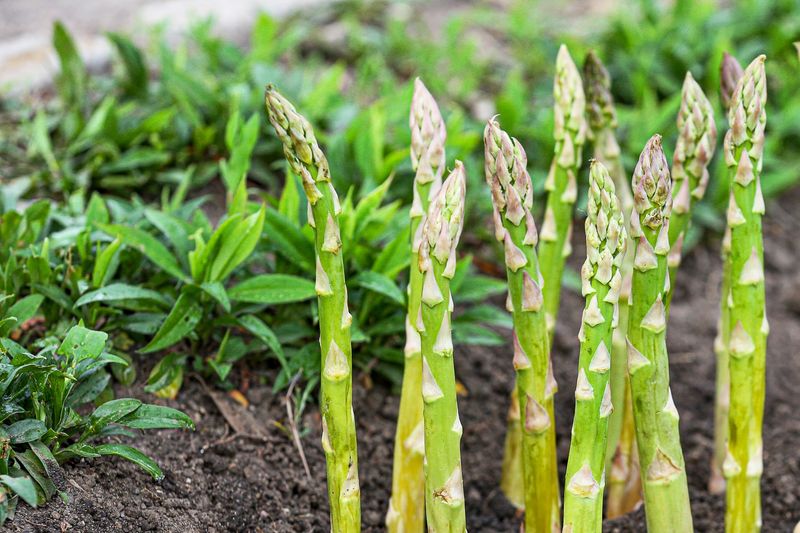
(9, 188, 800, 532)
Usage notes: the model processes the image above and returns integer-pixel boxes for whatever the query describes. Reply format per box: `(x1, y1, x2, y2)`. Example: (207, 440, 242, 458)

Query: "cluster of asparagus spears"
(264, 46, 769, 532)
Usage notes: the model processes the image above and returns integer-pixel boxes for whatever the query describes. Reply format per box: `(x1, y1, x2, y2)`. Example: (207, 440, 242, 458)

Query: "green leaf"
(0, 295, 44, 336)
(372, 225, 410, 278)
(89, 398, 142, 428)
(31, 284, 75, 315)
(200, 282, 231, 313)
(236, 314, 287, 373)
(144, 208, 192, 263)
(91, 237, 121, 288)
(263, 209, 315, 273)
(57, 325, 108, 363)
(228, 274, 316, 304)
(455, 304, 513, 329)
(144, 354, 185, 398)
(75, 283, 170, 307)
(452, 323, 505, 346)
(98, 148, 171, 175)
(53, 22, 86, 108)
(107, 32, 148, 96)
(207, 205, 265, 282)
(351, 271, 404, 306)
(94, 444, 163, 481)
(117, 404, 194, 431)
(140, 293, 202, 353)
(0, 475, 38, 507)
(96, 223, 187, 281)
(352, 175, 393, 242)
(30, 111, 59, 176)
(453, 274, 506, 302)
(6, 419, 47, 444)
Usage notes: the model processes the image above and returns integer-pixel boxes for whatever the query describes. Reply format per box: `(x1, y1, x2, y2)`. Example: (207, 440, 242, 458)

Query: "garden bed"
(9, 188, 800, 532)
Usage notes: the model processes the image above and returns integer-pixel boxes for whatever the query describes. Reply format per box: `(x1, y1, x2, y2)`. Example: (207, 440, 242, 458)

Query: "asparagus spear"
(484, 119, 559, 533)
(666, 72, 717, 308)
(562, 161, 627, 533)
(627, 135, 692, 532)
(387, 78, 446, 533)
(539, 44, 588, 335)
(500, 44, 586, 510)
(710, 51, 744, 496)
(581, 52, 640, 513)
(723, 55, 768, 533)
(419, 162, 467, 532)
(265, 87, 360, 532)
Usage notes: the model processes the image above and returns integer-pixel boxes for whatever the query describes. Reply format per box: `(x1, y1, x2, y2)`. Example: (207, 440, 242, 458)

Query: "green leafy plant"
(0, 325, 194, 524)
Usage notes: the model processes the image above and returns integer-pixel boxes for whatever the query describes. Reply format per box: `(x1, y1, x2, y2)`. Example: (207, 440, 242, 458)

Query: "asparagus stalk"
(419, 162, 467, 532)
(627, 135, 692, 532)
(562, 161, 627, 533)
(723, 55, 768, 533)
(666, 73, 717, 308)
(539, 44, 588, 335)
(484, 119, 559, 532)
(710, 51, 744, 496)
(387, 78, 446, 533)
(500, 44, 586, 510)
(581, 52, 639, 512)
(265, 87, 360, 532)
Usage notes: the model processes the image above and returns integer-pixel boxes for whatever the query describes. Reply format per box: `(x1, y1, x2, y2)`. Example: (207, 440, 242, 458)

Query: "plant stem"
(710, 51, 744, 496)
(419, 163, 467, 532)
(723, 55, 768, 533)
(500, 44, 585, 511)
(627, 135, 692, 532)
(665, 72, 717, 309)
(485, 119, 559, 532)
(387, 79, 446, 533)
(265, 87, 360, 532)
(563, 161, 627, 533)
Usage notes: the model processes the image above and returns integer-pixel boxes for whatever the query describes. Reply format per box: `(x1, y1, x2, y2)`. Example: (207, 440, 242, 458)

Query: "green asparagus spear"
(710, 51, 744, 496)
(562, 161, 627, 533)
(485, 119, 559, 533)
(387, 78, 446, 533)
(500, 44, 586, 510)
(539, 44, 588, 335)
(265, 87, 360, 532)
(419, 162, 467, 532)
(581, 52, 639, 513)
(722, 55, 768, 533)
(627, 135, 692, 532)
(666, 72, 717, 308)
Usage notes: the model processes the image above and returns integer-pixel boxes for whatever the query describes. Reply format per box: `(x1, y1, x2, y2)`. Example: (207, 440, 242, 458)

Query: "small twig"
(286, 370, 312, 480)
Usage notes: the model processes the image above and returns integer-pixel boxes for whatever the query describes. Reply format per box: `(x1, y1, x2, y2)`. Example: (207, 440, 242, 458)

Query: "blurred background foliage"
(0, 0, 798, 396)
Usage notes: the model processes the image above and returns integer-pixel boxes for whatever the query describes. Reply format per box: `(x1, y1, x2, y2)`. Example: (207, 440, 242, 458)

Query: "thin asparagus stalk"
(419, 162, 467, 532)
(539, 44, 588, 335)
(485, 119, 559, 532)
(500, 44, 586, 510)
(562, 161, 627, 533)
(665, 72, 717, 308)
(710, 51, 744, 496)
(387, 78, 446, 533)
(627, 135, 692, 532)
(723, 55, 768, 533)
(581, 52, 638, 511)
(265, 87, 360, 532)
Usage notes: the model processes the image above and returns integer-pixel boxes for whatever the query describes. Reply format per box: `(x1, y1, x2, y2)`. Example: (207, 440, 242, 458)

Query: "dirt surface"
(9, 188, 800, 531)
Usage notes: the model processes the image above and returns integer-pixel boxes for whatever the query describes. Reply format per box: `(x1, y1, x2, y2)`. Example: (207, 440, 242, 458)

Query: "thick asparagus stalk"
(500, 44, 586, 510)
(387, 78, 446, 533)
(562, 161, 627, 533)
(419, 162, 467, 532)
(666, 72, 717, 308)
(710, 51, 744, 496)
(484, 119, 559, 533)
(265, 87, 360, 532)
(723, 55, 768, 533)
(581, 52, 638, 511)
(627, 135, 692, 532)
